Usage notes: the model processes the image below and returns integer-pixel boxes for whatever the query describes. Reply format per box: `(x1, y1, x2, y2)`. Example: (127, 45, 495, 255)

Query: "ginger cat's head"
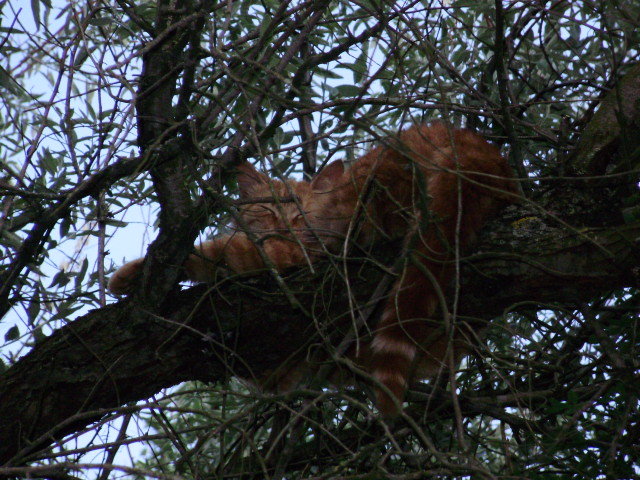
(235, 161, 348, 259)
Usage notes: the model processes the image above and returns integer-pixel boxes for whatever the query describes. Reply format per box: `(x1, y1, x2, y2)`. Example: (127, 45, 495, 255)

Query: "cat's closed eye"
(244, 205, 276, 218)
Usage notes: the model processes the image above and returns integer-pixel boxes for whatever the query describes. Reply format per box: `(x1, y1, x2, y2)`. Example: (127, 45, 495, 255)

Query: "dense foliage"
(1, 1, 639, 479)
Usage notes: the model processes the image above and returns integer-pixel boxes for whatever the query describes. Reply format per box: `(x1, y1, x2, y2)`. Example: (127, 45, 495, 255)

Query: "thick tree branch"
(0, 203, 638, 465)
(570, 62, 640, 176)
(132, 0, 205, 310)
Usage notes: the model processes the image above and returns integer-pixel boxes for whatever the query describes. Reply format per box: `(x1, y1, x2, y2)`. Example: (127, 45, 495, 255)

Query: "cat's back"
(397, 123, 517, 201)
(344, 123, 518, 213)
(397, 122, 502, 165)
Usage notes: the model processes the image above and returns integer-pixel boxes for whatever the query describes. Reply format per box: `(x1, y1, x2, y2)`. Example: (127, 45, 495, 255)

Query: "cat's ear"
(236, 162, 268, 198)
(311, 160, 344, 191)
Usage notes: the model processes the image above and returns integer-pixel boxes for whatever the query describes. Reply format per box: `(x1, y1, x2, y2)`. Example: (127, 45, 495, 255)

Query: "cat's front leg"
(108, 234, 263, 294)
(108, 258, 145, 294)
(183, 236, 229, 282)
(184, 233, 265, 281)
(107, 241, 222, 294)
(108, 238, 232, 294)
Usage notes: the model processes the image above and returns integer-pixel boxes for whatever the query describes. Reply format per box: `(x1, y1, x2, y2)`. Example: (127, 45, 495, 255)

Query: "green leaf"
(334, 84, 362, 97)
(99, 108, 116, 120)
(31, 0, 41, 30)
(89, 17, 111, 26)
(452, 0, 477, 7)
(40, 150, 59, 175)
(104, 219, 128, 227)
(76, 257, 89, 286)
(73, 46, 90, 69)
(0, 66, 20, 94)
(316, 67, 343, 79)
(5, 325, 19, 342)
(59, 216, 72, 238)
(27, 285, 41, 325)
(0, 230, 23, 249)
(0, 27, 24, 35)
(49, 270, 70, 288)
(353, 42, 369, 84)
(622, 205, 640, 224)
(547, 398, 566, 414)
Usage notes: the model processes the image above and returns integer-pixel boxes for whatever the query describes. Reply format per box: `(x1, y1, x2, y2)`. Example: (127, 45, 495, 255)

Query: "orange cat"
(109, 123, 518, 417)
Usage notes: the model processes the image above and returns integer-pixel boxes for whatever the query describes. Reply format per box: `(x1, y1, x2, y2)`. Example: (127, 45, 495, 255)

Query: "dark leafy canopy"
(0, 0, 639, 479)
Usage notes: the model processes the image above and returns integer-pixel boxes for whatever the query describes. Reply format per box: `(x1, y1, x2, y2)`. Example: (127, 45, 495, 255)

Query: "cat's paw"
(184, 238, 227, 282)
(108, 258, 144, 294)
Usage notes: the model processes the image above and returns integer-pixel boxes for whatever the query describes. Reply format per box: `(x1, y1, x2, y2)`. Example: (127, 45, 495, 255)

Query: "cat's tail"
(368, 134, 518, 418)
(369, 226, 457, 418)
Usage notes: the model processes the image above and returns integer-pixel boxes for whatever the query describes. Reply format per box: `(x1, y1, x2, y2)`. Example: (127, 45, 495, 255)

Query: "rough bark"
(0, 205, 639, 465)
(570, 62, 640, 176)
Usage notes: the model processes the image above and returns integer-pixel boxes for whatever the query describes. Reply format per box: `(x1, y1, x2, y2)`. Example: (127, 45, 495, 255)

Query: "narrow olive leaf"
(76, 257, 89, 286)
(353, 42, 369, 84)
(27, 285, 40, 325)
(334, 84, 362, 97)
(0, 66, 20, 94)
(73, 46, 90, 69)
(31, 0, 41, 31)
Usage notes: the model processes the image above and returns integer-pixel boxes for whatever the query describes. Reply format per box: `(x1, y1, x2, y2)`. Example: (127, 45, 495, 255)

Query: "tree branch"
(0, 202, 638, 465)
(570, 62, 640, 176)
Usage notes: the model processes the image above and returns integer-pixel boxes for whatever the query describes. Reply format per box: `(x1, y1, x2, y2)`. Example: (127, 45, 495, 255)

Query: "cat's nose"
(262, 238, 306, 268)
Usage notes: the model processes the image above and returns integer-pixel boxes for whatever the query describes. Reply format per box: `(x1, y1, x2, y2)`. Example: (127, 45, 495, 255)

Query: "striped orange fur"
(109, 123, 518, 417)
